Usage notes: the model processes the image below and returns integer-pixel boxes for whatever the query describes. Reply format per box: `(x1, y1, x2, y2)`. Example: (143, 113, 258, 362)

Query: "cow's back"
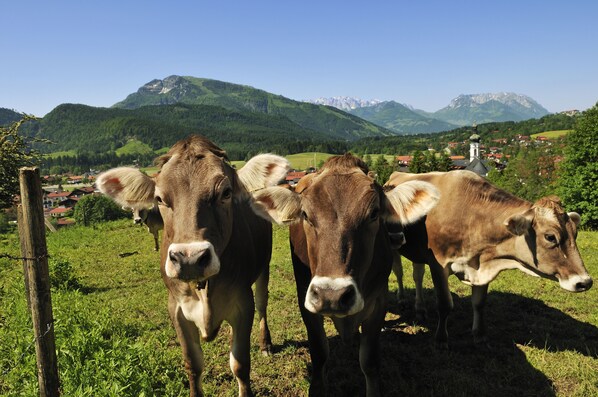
(387, 170, 528, 265)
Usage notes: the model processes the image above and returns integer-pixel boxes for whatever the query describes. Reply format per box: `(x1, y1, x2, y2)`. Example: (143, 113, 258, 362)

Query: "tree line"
(3, 105, 596, 228)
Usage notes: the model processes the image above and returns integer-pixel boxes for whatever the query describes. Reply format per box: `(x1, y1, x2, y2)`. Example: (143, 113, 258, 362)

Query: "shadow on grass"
(286, 289, 598, 396)
(390, 288, 598, 358)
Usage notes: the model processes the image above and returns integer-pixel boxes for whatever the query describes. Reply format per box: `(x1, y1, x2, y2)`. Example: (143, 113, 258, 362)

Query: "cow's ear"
(384, 181, 440, 225)
(97, 167, 156, 209)
(249, 186, 302, 225)
(504, 211, 533, 236)
(568, 212, 581, 227)
(237, 154, 290, 195)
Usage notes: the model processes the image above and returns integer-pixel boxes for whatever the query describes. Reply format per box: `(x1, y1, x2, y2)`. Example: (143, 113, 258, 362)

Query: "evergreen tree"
(409, 150, 426, 173)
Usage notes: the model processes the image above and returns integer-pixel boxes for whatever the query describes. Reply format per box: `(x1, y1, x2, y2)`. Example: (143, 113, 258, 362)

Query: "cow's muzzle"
(304, 276, 364, 317)
(165, 242, 220, 281)
(559, 274, 593, 292)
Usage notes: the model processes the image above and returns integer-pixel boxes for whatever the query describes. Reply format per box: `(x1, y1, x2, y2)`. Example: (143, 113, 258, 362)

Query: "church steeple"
(469, 123, 480, 162)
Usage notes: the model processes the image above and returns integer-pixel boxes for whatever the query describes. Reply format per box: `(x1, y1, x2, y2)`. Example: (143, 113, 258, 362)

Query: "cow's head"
(129, 207, 149, 225)
(505, 195, 592, 292)
(250, 154, 439, 317)
(97, 135, 289, 283)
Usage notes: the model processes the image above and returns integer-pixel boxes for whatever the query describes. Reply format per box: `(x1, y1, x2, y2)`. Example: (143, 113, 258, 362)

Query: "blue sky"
(3, 0, 597, 116)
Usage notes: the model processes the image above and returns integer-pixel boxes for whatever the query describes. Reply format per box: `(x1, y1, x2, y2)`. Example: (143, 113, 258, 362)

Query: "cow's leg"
(169, 294, 205, 397)
(301, 304, 328, 396)
(254, 265, 273, 355)
(359, 299, 385, 397)
(293, 257, 329, 396)
(229, 288, 255, 397)
(391, 251, 405, 301)
(471, 284, 489, 345)
(152, 229, 159, 251)
(428, 261, 453, 349)
(412, 262, 427, 321)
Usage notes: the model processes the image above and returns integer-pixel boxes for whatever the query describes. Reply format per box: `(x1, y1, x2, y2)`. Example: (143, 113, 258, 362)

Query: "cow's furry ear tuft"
(237, 154, 290, 193)
(384, 181, 440, 225)
(97, 167, 156, 209)
(249, 186, 302, 225)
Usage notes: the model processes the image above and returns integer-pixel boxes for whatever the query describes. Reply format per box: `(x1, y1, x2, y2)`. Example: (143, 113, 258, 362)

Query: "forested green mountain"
(348, 101, 457, 134)
(0, 108, 22, 126)
(113, 75, 395, 140)
(26, 103, 346, 160)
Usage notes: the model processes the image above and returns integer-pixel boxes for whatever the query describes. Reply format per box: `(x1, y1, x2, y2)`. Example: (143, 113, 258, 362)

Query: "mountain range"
(113, 75, 394, 140)
(308, 93, 550, 134)
(4, 76, 556, 160)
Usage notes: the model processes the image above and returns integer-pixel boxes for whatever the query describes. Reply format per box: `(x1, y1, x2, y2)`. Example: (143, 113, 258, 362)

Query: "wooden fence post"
(17, 167, 60, 397)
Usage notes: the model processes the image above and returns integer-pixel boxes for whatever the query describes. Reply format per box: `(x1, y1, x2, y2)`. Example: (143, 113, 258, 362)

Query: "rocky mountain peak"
(306, 96, 383, 111)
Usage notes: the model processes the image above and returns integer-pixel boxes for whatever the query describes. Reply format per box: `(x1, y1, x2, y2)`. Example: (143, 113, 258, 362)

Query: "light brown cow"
(248, 154, 439, 396)
(386, 170, 593, 347)
(130, 205, 163, 251)
(97, 135, 290, 397)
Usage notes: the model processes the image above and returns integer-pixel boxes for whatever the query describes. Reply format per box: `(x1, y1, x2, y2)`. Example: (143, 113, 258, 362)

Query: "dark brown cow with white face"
(386, 170, 593, 347)
(249, 154, 439, 396)
(97, 135, 290, 397)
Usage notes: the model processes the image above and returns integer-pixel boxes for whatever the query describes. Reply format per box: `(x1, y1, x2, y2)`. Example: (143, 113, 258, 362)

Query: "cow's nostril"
(339, 286, 356, 309)
(576, 278, 593, 291)
(169, 250, 183, 264)
(197, 249, 212, 268)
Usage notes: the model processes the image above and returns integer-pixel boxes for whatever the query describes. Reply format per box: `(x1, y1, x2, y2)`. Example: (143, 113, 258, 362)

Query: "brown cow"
(248, 154, 439, 396)
(385, 170, 593, 347)
(130, 205, 163, 251)
(97, 135, 290, 397)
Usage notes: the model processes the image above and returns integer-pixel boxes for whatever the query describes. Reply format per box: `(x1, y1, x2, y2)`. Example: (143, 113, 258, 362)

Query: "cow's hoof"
(435, 341, 449, 351)
(415, 308, 427, 323)
(474, 336, 492, 350)
(261, 347, 272, 357)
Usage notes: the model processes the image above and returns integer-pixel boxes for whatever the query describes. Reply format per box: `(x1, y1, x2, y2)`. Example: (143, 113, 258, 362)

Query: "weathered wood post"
(17, 167, 60, 397)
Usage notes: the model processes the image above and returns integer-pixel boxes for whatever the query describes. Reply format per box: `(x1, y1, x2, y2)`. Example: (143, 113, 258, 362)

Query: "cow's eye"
(302, 211, 313, 226)
(221, 187, 232, 200)
(370, 208, 380, 221)
(545, 234, 558, 244)
(155, 195, 170, 208)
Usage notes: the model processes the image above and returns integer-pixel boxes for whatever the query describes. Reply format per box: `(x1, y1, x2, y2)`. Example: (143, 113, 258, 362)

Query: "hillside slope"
(113, 75, 396, 140)
(28, 103, 325, 159)
(348, 101, 457, 134)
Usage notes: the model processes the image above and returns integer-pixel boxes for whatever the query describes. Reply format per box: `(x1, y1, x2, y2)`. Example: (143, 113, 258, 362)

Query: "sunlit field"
(1, 222, 596, 396)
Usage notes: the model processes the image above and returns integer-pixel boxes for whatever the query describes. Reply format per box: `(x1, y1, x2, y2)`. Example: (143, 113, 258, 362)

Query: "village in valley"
(39, 128, 558, 228)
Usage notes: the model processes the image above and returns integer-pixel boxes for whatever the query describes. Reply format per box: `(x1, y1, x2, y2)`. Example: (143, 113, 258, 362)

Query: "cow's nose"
(169, 248, 211, 269)
(134, 219, 142, 224)
(389, 231, 406, 249)
(165, 242, 220, 281)
(308, 283, 357, 315)
(575, 277, 593, 292)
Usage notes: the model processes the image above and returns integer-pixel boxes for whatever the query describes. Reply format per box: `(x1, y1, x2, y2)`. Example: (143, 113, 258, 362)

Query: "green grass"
(114, 139, 155, 156)
(1, 223, 596, 396)
(285, 152, 334, 169)
(44, 150, 77, 159)
(531, 130, 571, 139)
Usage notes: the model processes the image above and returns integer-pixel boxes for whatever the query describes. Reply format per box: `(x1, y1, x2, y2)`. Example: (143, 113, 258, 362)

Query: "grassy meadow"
(1, 221, 597, 396)
(530, 130, 571, 139)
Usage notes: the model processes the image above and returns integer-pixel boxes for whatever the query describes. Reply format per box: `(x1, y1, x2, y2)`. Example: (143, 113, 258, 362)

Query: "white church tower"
(469, 124, 480, 162)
